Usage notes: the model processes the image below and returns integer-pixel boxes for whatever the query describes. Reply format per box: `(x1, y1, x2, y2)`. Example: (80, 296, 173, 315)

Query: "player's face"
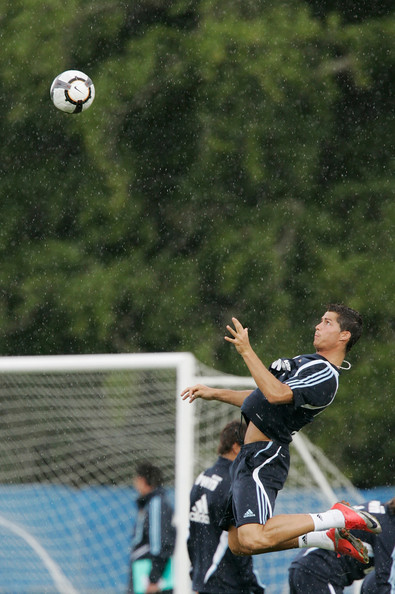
(313, 311, 343, 351)
(134, 476, 151, 496)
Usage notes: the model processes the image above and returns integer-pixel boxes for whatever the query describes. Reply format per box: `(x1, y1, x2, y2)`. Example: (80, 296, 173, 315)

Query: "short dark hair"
(135, 462, 164, 488)
(218, 420, 246, 455)
(327, 303, 363, 353)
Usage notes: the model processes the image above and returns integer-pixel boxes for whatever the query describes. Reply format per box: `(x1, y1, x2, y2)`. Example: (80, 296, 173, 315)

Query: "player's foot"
(327, 528, 369, 564)
(332, 501, 382, 534)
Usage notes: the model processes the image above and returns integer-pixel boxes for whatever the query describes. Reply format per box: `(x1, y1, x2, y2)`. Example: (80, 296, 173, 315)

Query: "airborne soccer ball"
(50, 70, 95, 114)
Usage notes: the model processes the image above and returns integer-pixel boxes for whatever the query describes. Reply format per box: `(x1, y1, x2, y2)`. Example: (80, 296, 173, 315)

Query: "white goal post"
(0, 353, 362, 594)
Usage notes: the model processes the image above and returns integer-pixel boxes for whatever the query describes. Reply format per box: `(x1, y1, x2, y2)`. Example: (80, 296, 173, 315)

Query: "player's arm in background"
(225, 317, 293, 404)
(181, 384, 252, 406)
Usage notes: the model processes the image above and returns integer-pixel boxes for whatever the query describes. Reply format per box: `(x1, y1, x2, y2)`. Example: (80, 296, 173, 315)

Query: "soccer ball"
(50, 70, 95, 114)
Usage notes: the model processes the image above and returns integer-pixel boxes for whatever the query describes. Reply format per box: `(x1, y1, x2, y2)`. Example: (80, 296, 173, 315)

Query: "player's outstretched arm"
(181, 384, 252, 407)
(225, 317, 293, 404)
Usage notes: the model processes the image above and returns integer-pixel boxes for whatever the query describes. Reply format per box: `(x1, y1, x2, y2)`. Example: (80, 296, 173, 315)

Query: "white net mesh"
(0, 354, 362, 594)
(0, 368, 177, 486)
(0, 359, 180, 594)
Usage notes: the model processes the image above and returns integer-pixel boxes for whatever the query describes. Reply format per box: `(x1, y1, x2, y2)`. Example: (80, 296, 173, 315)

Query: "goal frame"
(0, 352, 196, 594)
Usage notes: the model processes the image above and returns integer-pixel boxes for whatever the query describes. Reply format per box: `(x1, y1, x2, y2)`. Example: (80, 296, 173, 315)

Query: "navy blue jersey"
(129, 486, 176, 589)
(289, 500, 395, 591)
(241, 354, 339, 443)
(188, 456, 265, 594)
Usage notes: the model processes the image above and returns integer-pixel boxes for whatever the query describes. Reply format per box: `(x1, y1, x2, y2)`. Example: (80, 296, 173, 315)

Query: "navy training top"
(241, 354, 339, 444)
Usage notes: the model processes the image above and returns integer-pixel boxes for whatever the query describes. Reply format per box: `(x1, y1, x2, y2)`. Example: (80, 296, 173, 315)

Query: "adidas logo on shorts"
(243, 509, 256, 518)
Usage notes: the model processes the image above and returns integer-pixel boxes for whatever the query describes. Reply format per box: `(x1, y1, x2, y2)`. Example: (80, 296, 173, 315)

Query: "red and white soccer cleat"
(332, 501, 382, 534)
(327, 528, 369, 564)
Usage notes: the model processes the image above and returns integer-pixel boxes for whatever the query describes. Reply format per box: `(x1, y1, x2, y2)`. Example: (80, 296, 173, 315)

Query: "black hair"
(327, 303, 363, 353)
(218, 420, 246, 455)
(135, 462, 164, 488)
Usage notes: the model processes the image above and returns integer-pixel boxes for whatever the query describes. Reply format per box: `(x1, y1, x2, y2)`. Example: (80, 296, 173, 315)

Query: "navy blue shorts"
(224, 440, 290, 528)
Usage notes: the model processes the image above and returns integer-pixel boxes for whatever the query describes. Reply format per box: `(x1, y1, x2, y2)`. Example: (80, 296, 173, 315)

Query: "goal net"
(0, 353, 362, 594)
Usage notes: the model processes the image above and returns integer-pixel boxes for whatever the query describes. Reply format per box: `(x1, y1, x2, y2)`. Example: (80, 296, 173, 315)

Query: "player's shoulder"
(206, 456, 231, 476)
(293, 353, 338, 374)
(294, 353, 331, 364)
(192, 457, 230, 491)
(149, 487, 172, 508)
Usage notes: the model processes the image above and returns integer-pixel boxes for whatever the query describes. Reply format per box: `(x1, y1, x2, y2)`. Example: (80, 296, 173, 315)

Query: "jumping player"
(127, 462, 175, 594)
(181, 304, 381, 562)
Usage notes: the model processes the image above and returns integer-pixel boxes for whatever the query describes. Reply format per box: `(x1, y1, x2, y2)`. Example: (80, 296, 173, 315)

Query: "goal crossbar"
(0, 352, 196, 594)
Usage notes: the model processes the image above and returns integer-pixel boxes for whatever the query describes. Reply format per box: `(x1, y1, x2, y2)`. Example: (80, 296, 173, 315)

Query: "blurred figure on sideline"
(127, 462, 175, 594)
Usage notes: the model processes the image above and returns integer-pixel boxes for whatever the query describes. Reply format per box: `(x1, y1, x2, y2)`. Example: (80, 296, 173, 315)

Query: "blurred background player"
(128, 462, 176, 594)
(288, 497, 395, 594)
(188, 420, 265, 594)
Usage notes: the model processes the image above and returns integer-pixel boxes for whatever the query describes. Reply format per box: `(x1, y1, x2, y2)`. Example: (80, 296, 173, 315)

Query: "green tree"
(0, 0, 393, 486)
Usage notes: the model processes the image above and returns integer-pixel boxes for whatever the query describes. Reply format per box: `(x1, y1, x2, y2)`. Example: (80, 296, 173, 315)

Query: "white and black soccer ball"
(50, 70, 95, 114)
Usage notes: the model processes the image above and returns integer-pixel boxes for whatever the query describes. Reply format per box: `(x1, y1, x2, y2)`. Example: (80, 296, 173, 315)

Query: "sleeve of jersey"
(148, 496, 175, 584)
(285, 361, 338, 410)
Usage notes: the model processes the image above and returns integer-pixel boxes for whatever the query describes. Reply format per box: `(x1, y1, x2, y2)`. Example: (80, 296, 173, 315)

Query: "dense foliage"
(0, 0, 394, 487)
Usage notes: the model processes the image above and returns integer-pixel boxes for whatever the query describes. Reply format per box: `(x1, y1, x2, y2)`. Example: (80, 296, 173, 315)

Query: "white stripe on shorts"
(252, 445, 282, 524)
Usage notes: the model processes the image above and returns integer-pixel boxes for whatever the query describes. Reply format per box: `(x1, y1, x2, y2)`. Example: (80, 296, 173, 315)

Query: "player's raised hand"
(180, 384, 216, 403)
(224, 317, 251, 355)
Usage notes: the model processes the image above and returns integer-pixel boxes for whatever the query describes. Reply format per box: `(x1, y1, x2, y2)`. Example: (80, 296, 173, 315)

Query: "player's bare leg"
(229, 524, 299, 555)
(229, 514, 315, 555)
(228, 506, 375, 561)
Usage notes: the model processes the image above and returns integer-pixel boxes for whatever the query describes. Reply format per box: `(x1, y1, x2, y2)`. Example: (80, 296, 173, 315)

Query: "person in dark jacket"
(188, 420, 265, 594)
(128, 462, 176, 594)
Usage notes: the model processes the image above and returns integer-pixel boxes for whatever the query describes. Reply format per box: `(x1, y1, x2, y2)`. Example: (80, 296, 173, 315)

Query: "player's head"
(135, 462, 164, 490)
(326, 303, 363, 353)
(218, 420, 246, 456)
